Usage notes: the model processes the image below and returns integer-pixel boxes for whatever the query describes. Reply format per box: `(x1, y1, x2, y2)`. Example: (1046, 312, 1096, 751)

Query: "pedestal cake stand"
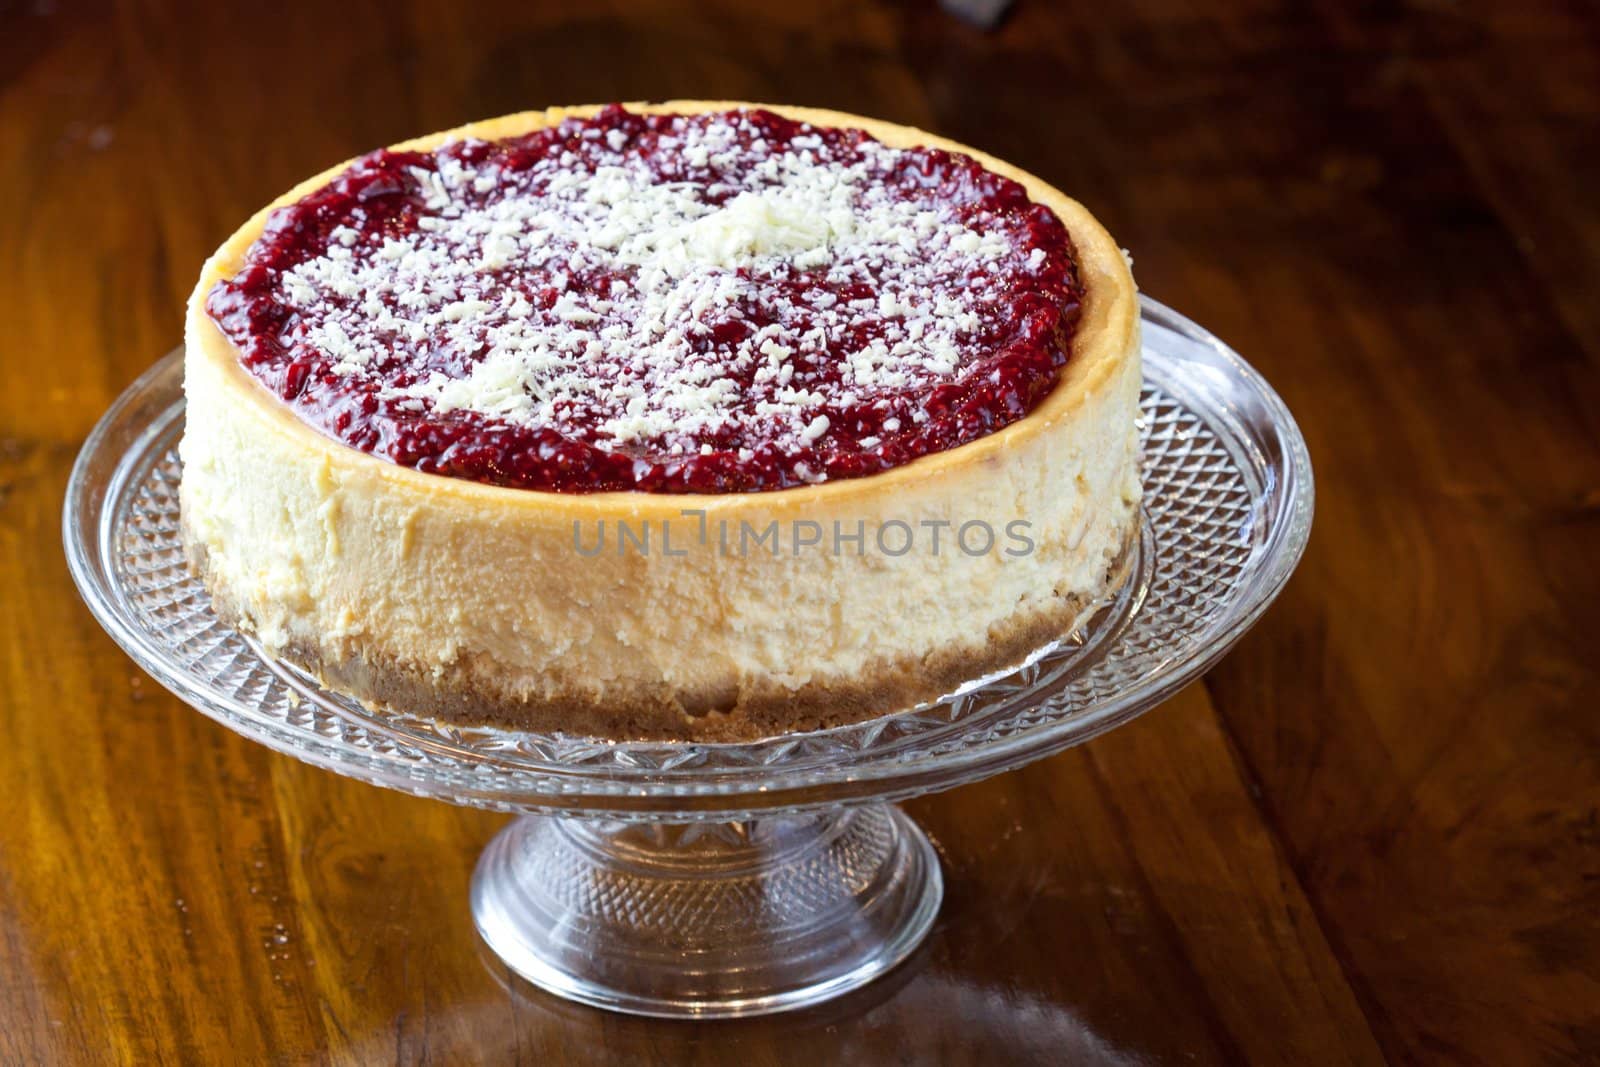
(64, 296, 1312, 1019)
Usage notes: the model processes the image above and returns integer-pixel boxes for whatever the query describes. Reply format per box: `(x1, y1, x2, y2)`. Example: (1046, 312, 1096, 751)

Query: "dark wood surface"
(2, 1, 1596, 1062)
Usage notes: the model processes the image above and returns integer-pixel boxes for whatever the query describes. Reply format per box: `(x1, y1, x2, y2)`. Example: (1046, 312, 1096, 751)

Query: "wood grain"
(1, 0, 1595, 1062)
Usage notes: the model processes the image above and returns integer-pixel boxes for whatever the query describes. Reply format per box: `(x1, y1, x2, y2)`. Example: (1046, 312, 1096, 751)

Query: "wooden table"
(3, 1, 1596, 1062)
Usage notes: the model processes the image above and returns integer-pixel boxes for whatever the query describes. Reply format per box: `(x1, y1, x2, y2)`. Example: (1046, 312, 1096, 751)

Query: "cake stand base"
(67, 303, 1313, 1022)
(470, 804, 942, 1018)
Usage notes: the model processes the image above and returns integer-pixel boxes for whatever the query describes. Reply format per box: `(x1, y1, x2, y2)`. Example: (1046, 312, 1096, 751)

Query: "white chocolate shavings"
(272, 111, 1045, 460)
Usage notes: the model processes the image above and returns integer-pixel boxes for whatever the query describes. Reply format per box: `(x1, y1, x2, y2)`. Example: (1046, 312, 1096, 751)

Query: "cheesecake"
(180, 102, 1141, 741)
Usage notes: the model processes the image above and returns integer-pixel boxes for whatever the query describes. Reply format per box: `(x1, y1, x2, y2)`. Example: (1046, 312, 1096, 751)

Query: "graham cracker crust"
(185, 529, 1134, 743)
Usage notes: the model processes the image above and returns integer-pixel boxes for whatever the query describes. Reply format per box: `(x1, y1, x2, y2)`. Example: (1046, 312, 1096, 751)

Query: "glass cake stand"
(63, 297, 1313, 1019)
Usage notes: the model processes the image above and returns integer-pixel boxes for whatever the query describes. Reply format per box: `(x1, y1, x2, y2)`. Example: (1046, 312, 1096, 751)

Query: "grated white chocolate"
(269, 111, 1058, 467)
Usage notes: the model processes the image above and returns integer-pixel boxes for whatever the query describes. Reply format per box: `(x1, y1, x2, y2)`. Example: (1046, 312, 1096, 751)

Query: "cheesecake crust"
(188, 530, 1134, 742)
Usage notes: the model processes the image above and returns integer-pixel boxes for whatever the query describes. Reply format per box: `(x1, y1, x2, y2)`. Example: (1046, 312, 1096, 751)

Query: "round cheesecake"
(180, 101, 1141, 741)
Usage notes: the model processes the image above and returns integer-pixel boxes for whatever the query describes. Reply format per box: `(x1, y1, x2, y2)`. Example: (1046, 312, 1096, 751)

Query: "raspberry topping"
(207, 106, 1083, 493)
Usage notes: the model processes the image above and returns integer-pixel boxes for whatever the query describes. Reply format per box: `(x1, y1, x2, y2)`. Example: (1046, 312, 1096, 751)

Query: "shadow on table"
(474, 936, 1151, 1064)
